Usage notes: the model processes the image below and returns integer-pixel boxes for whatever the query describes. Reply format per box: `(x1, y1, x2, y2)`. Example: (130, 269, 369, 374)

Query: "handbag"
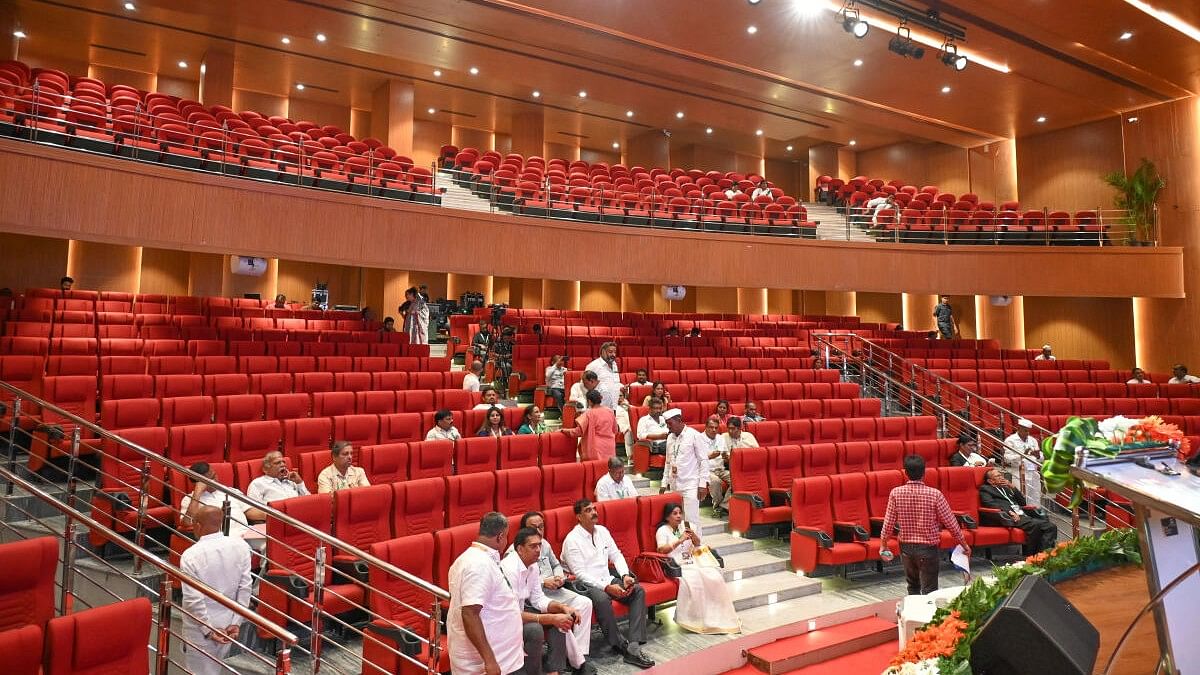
(632, 554, 677, 583)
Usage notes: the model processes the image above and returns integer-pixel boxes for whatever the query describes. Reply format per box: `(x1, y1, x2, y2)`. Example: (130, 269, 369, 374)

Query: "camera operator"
(544, 355, 567, 410)
(470, 322, 492, 363)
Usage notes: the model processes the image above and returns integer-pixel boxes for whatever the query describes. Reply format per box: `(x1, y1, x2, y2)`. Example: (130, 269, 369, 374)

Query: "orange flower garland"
(889, 611, 967, 667)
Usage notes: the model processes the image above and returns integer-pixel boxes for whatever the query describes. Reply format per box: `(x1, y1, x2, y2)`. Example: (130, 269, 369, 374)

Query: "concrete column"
(510, 107, 545, 158)
(198, 50, 235, 108)
(370, 79, 415, 156)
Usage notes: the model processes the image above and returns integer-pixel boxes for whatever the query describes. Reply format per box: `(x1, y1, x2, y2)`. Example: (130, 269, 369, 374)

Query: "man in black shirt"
(933, 295, 957, 339)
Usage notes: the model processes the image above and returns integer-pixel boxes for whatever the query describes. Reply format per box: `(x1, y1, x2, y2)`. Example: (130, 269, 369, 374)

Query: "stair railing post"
(133, 457, 152, 574)
(155, 575, 173, 675)
(5, 397, 22, 496)
(60, 427, 82, 615)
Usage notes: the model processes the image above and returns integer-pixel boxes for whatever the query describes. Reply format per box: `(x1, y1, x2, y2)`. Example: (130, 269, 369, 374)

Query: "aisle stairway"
(435, 170, 506, 214)
(806, 204, 875, 243)
(721, 616, 897, 674)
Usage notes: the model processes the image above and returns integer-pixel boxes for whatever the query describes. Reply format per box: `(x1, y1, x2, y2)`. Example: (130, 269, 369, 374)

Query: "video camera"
(488, 303, 508, 328)
(310, 282, 329, 311)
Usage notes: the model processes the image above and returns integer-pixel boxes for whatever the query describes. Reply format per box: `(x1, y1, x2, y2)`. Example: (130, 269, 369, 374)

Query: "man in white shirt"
(544, 355, 567, 410)
(425, 409, 463, 442)
(713, 417, 760, 516)
(473, 387, 501, 410)
(1169, 364, 1200, 384)
(722, 416, 760, 450)
(724, 186, 743, 200)
(180, 462, 265, 541)
(750, 179, 773, 201)
(635, 398, 669, 450)
(595, 457, 638, 501)
(447, 512, 525, 675)
(568, 371, 599, 408)
(246, 451, 310, 504)
(560, 500, 654, 669)
(1126, 367, 1151, 384)
(584, 342, 621, 410)
(501, 527, 595, 675)
(1034, 344, 1056, 361)
(865, 194, 896, 228)
(700, 415, 729, 515)
(463, 360, 484, 393)
(316, 440, 370, 493)
(1002, 419, 1042, 505)
(180, 505, 253, 675)
(662, 409, 710, 525)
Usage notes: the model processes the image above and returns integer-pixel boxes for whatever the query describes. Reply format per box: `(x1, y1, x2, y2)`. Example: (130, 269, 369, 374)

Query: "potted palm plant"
(1103, 158, 1165, 245)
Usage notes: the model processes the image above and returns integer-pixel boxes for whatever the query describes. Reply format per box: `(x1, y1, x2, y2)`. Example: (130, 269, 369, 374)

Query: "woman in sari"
(402, 286, 429, 345)
(654, 502, 740, 634)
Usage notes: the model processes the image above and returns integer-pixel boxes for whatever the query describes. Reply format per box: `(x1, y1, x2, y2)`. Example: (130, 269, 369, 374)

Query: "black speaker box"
(970, 574, 1100, 675)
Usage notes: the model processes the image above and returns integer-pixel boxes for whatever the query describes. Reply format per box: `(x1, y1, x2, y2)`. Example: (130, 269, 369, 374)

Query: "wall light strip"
(1122, 0, 1200, 43)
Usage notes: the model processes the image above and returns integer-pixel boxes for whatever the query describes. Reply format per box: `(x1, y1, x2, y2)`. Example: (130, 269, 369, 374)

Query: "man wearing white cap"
(1033, 344, 1056, 361)
(662, 409, 710, 525)
(1003, 419, 1042, 505)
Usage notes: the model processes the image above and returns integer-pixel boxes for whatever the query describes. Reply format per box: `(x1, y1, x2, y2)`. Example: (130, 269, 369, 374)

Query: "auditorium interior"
(0, 0, 1199, 673)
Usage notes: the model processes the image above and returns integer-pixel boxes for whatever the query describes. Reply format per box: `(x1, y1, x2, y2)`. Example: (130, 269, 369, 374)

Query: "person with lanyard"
(517, 405, 547, 435)
(316, 440, 370, 493)
(584, 342, 621, 410)
(700, 415, 730, 516)
(477, 406, 515, 437)
(654, 502, 740, 635)
(426, 409, 463, 442)
(933, 295, 958, 339)
(595, 457, 638, 501)
(662, 409, 710, 525)
(447, 512, 525, 675)
(879, 455, 971, 595)
(506, 511, 595, 656)
(979, 468, 1059, 555)
(1002, 419, 1042, 505)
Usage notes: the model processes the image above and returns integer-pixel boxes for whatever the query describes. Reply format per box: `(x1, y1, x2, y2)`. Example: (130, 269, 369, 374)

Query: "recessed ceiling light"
(786, 145, 794, 151)
(532, 90, 541, 98)
(469, 66, 479, 75)
(625, 110, 634, 117)
(1119, 31, 1133, 40)
(676, 111, 685, 119)
(941, 85, 951, 93)
(612, 142, 620, 149)
(1127, 116, 1139, 123)
(433, 69, 442, 77)
(295, 83, 305, 91)
(316, 33, 327, 42)
(123, 2, 136, 10)
(705, 127, 713, 134)
(281, 36, 291, 44)
(578, 90, 587, 98)
(1036, 116, 1047, 123)
(13, 30, 26, 39)
(755, 129, 763, 136)
(748, 0, 761, 4)
(427, 107, 437, 114)
(747, 25, 758, 34)
(848, 139, 857, 146)
(177, 61, 188, 69)
(853, 58, 863, 67)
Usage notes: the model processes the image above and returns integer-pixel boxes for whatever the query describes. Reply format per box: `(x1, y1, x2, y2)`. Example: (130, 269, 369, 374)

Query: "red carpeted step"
(784, 640, 899, 674)
(719, 665, 766, 675)
(745, 616, 895, 674)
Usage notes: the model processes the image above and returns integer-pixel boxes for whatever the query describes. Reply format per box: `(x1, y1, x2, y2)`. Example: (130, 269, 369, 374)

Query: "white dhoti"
(183, 623, 235, 675)
(1019, 459, 1043, 506)
(674, 565, 740, 634)
(544, 586, 593, 667)
(677, 482, 701, 525)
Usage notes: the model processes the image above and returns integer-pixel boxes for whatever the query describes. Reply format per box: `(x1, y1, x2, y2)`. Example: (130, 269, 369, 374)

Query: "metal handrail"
(0, 460, 299, 646)
(0, 380, 451, 603)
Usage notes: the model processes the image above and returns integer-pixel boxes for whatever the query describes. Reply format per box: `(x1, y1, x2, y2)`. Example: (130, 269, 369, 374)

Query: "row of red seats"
(727, 439, 956, 535)
(18, 287, 361, 313)
(904, 356, 1110, 370)
(2, 353, 448, 377)
(744, 415, 937, 448)
(958, 381, 1200, 400)
(0, 536, 150, 675)
(790, 466, 1020, 573)
(872, 209, 1108, 246)
(931, 368, 1128, 385)
(0, 335, 430, 360)
(994, 398, 1200, 427)
(2, 313, 382, 335)
(566, 367, 840, 392)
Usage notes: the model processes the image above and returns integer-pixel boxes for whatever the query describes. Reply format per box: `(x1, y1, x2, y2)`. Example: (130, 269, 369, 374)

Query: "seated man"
(632, 369, 650, 386)
(560, 499, 654, 669)
(473, 386, 502, 410)
(501, 527, 596, 675)
(1126, 367, 1151, 384)
(317, 440, 370, 493)
(247, 450, 309, 504)
(425, 408, 463, 442)
(741, 401, 765, 423)
(181, 461, 266, 536)
(595, 457, 638, 501)
(463, 360, 484, 393)
(378, 316, 396, 333)
(701, 415, 730, 517)
(979, 468, 1058, 555)
(1169, 363, 1200, 384)
(1033, 344, 1056, 361)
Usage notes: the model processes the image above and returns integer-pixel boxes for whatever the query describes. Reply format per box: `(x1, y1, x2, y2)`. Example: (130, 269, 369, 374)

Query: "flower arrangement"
(1041, 415, 1191, 507)
(883, 528, 1141, 675)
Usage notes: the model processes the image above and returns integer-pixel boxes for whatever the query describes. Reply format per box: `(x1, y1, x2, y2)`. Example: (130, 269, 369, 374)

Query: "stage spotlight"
(840, 8, 869, 38)
(888, 23, 924, 59)
(940, 41, 968, 71)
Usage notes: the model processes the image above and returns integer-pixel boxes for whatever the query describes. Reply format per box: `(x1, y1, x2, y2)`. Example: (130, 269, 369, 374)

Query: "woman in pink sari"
(563, 389, 616, 461)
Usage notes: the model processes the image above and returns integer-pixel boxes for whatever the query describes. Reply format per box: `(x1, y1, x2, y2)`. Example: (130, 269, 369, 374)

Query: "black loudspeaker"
(970, 574, 1100, 675)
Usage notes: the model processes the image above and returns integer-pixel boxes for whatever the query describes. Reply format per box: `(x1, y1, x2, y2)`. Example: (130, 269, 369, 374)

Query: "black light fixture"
(887, 21, 924, 59)
(839, 2, 869, 39)
(940, 39, 968, 71)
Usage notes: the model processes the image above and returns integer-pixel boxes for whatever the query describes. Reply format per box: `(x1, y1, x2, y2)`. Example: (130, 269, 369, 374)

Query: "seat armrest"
(364, 619, 425, 657)
(731, 492, 765, 509)
(833, 521, 869, 542)
(332, 557, 370, 585)
(868, 516, 884, 537)
(955, 513, 978, 529)
(768, 488, 792, 506)
(791, 526, 833, 548)
(978, 507, 1017, 527)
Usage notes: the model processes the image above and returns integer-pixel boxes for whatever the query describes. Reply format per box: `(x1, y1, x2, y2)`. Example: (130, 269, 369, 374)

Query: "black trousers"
(1016, 515, 1058, 555)
(579, 582, 647, 649)
(520, 621, 567, 674)
(900, 542, 941, 595)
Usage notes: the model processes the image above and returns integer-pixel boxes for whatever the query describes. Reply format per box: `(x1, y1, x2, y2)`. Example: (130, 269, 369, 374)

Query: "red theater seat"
(0, 536, 57, 631)
(393, 477, 447, 535)
(729, 447, 791, 536)
(790, 476, 868, 574)
(447, 472, 497, 526)
(408, 440, 453, 479)
(542, 462, 586, 509)
(496, 467, 542, 515)
(46, 597, 152, 675)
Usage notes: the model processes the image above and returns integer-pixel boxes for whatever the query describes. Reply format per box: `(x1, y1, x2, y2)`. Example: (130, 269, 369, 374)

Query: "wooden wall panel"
(580, 281, 621, 311)
(801, 290, 826, 315)
(825, 291, 856, 317)
(277, 260, 359, 307)
(232, 90, 288, 118)
(88, 65, 154, 92)
(1016, 116, 1123, 212)
(1024, 296, 1134, 369)
(809, 143, 839, 188)
(222, 255, 277, 300)
(447, 273, 492, 305)
(453, 127, 494, 153)
(360, 267, 385, 319)
(856, 142, 970, 194)
(139, 247, 190, 296)
(696, 287, 739, 313)
(188, 252, 225, 297)
(156, 75, 198, 101)
(542, 280, 580, 310)
(737, 288, 767, 315)
(0, 233, 69, 292)
(518, 277, 544, 309)
(623, 283, 656, 312)
(416, 273, 448, 303)
(491, 276, 512, 306)
(66, 240, 140, 292)
(0, 141, 1183, 301)
(903, 293, 940, 333)
(289, 98, 351, 132)
(951, 294, 977, 339)
(765, 159, 804, 202)
(855, 292, 901, 325)
(413, 120, 451, 169)
(626, 131, 670, 169)
(544, 142, 580, 162)
(350, 109, 372, 142)
(975, 295, 1025, 349)
(580, 148, 620, 165)
(494, 133, 512, 156)
(766, 288, 796, 315)
(968, 140, 1019, 204)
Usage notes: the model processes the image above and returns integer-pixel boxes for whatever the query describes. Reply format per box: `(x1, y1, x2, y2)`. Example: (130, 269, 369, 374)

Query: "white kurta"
(654, 525, 740, 635)
(585, 357, 621, 409)
(180, 533, 253, 675)
(595, 474, 638, 501)
(664, 426, 711, 525)
(447, 543, 524, 675)
(1003, 433, 1042, 505)
(246, 475, 309, 504)
(500, 552, 593, 669)
(180, 489, 253, 539)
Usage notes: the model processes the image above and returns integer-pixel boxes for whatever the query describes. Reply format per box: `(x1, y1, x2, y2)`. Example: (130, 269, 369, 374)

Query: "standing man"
(933, 296, 958, 339)
(463, 361, 485, 393)
(560, 500, 655, 669)
(880, 455, 970, 595)
(662, 409, 710, 525)
(1002, 419, 1042, 505)
(316, 440, 370, 494)
(180, 506, 253, 675)
(585, 342, 621, 410)
(979, 468, 1058, 555)
(447, 512, 524, 675)
(502, 527, 596, 675)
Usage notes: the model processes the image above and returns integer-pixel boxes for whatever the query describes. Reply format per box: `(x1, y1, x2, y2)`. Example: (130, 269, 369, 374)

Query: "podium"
(1073, 454, 1200, 672)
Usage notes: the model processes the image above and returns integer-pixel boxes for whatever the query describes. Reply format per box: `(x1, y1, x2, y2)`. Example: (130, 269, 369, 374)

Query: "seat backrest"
(767, 445, 803, 491)
(46, 597, 152, 675)
(369, 533, 437, 626)
(791, 476, 833, 534)
(635, 492, 681, 553)
(830, 473, 872, 529)
(836, 441, 872, 473)
(729, 446, 769, 499)
(866, 469, 905, 518)
(456, 436, 499, 475)
(596, 497, 641, 565)
(433, 522, 479, 588)
(408, 440, 453, 479)
(541, 462, 585, 509)
(0, 536, 58, 631)
(265, 493, 333, 578)
(447, 472, 497, 527)
(333, 483, 394, 552)
(802, 442, 837, 477)
(360, 442, 409, 484)
(940, 466, 981, 516)
(496, 467, 542, 516)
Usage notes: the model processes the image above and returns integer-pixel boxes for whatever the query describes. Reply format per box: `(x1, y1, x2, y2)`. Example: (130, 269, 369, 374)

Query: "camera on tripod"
(487, 303, 508, 328)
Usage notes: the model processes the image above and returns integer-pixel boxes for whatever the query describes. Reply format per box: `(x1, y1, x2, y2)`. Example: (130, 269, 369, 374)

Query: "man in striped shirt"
(880, 455, 971, 595)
